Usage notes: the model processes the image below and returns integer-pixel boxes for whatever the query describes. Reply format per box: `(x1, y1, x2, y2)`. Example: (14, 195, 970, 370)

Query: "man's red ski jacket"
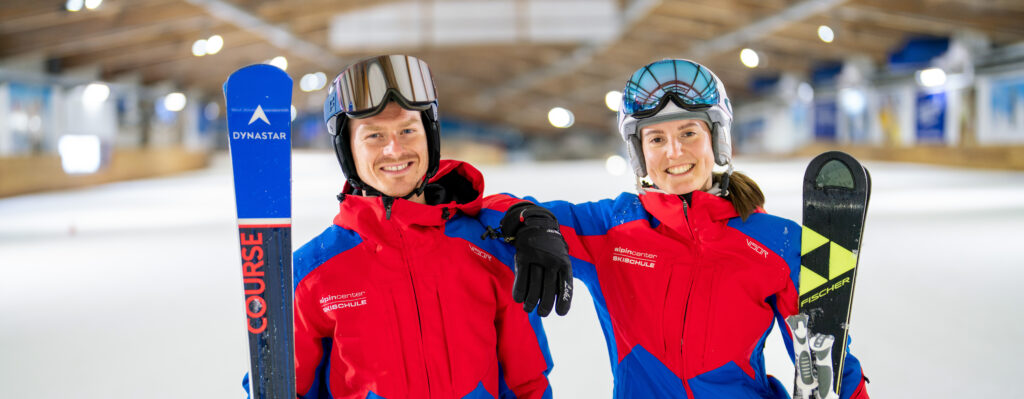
(484, 190, 868, 399)
(292, 160, 553, 399)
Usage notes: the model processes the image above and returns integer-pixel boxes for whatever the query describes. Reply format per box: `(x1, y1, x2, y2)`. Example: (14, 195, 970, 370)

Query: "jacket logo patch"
(612, 246, 657, 269)
(320, 291, 367, 313)
(469, 244, 493, 261)
(747, 239, 769, 258)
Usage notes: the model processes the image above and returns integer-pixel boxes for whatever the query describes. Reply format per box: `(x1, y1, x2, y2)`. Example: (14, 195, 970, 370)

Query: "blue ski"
(224, 64, 295, 399)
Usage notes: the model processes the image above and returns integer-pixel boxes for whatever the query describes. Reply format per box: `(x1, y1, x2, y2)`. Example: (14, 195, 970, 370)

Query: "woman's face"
(640, 118, 716, 195)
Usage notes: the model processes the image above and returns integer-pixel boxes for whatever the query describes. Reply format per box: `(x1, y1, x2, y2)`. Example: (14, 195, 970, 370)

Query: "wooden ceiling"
(2, 0, 1023, 135)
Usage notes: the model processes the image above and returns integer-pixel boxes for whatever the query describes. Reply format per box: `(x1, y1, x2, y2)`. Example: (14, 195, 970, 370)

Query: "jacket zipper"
(394, 221, 433, 395)
(677, 195, 699, 382)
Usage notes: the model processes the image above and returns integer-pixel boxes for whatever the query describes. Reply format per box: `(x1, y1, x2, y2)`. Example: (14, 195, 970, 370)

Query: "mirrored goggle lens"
(621, 59, 719, 116)
(326, 55, 436, 120)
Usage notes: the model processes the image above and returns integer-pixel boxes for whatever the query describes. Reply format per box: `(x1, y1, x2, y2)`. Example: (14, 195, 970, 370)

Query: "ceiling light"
(164, 92, 187, 112)
(300, 73, 327, 92)
(82, 83, 110, 107)
(548, 107, 574, 128)
(206, 35, 224, 54)
(740, 48, 760, 68)
(605, 155, 627, 176)
(84, 0, 102, 10)
(269, 56, 288, 71)
(605, 90, 622, 112)
(192, 39, 207, 57)
(66, 0, 83, 12)
(313, 72, 327, 90)
(818, 25, 835, 43)
(916, 67, 947, 88)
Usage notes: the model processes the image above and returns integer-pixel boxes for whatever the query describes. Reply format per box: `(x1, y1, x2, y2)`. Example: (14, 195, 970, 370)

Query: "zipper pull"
(383, 196, 395, 220)
(681, 195, 689, 220)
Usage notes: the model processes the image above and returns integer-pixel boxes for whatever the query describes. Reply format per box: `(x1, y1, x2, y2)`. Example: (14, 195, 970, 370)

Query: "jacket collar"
(639, 189, 740, 233)
(334, 159, 485, 231)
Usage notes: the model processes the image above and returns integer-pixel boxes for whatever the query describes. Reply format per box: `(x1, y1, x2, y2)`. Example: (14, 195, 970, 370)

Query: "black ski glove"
(500, 203, 573, 317)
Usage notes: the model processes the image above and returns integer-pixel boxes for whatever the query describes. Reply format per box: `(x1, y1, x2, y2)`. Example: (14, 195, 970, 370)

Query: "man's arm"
(482, 194, 622, 316)
(494, 274, 554, 399)
(293, 283, 333, 399)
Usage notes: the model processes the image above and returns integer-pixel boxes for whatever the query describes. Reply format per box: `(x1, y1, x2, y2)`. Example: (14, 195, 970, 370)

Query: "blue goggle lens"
(621, 59, 720, 116)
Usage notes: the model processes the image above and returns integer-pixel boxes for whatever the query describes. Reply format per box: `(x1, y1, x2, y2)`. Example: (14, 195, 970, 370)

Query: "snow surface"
(2, 151, 1022, 398)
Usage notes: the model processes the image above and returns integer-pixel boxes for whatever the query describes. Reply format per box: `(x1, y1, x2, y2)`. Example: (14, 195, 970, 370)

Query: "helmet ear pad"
(626, 134, 647, 178)
(422, 103, 441, 183)
(332, 116, 365, 192)
(710, 121, 732, 166)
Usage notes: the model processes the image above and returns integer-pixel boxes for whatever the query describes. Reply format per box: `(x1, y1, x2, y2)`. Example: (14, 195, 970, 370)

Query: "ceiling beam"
(0, 3, 208, 58)
(475, 0, 663, 105)
(59, 23, 247, 70)
(478, 0, 848, 107)
(185, 0, 343, 70)
(686, 0, 849, 59)
(835, 3, 1024, 42)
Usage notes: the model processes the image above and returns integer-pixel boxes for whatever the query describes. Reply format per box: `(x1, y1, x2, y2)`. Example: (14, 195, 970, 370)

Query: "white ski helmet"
(617, 59, 734, 178)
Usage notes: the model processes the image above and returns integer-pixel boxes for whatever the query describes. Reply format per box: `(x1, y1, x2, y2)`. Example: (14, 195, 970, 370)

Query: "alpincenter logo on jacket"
(231, 104, 288, 140)
(320, 291, 367, 313)
(612, 247, 657, 268)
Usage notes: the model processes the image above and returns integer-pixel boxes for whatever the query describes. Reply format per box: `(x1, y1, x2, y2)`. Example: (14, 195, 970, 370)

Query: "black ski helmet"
(323, 54, 441, 196)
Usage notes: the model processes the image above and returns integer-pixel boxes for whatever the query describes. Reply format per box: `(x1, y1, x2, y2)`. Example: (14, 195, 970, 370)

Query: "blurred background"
(2, 0, 1023, 194)
(2, 0, 1024, 398)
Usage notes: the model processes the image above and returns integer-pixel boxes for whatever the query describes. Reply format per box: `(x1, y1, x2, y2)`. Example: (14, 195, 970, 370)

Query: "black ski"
(797, 151, 871, 396)
(224, 64, 296, 399)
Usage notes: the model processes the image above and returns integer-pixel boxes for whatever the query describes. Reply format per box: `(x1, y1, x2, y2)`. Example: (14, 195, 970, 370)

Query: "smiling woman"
(487, 58, 869, 399)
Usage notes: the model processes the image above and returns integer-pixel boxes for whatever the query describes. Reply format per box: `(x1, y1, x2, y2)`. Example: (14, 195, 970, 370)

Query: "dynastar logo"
(240, 232, 267, 334)
(248, 104, 270, 125)
(232, 104, 288, 140)
(231, 131, 288, 140)
(469, 244, 493, 261)
(747, 239, 769, 258)
(612, 246, 657, 268)
(321, 291, 368, 313)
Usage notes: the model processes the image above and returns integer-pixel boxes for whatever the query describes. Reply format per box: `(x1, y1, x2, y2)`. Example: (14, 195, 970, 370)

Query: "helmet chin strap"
(400, 176, 429, 200)
(707, 163, 734, 197)
(341, 174, 429, 201)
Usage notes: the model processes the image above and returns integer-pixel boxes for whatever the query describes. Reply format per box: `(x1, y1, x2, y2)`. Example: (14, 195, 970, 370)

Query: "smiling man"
(289, 55, 571, 399)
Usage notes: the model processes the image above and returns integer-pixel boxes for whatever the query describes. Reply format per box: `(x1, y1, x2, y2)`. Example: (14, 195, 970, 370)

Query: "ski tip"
(805, 151, 870, 192)
(224, 64, 293, 92)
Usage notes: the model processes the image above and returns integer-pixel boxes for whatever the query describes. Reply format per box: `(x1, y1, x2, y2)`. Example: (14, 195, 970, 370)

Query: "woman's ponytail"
(713, 171, 765, 221)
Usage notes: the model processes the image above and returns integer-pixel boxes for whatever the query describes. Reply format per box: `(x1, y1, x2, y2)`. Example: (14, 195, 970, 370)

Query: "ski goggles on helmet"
(324, 54, 437, 135)
(620, 59, 720, 118)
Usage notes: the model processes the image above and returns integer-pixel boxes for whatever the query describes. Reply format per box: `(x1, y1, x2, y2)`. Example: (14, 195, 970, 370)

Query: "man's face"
(349, 102, 429, 198)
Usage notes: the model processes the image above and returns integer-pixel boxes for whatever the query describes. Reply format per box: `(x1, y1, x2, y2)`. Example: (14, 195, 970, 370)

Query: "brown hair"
(712, 171, 764, 221)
